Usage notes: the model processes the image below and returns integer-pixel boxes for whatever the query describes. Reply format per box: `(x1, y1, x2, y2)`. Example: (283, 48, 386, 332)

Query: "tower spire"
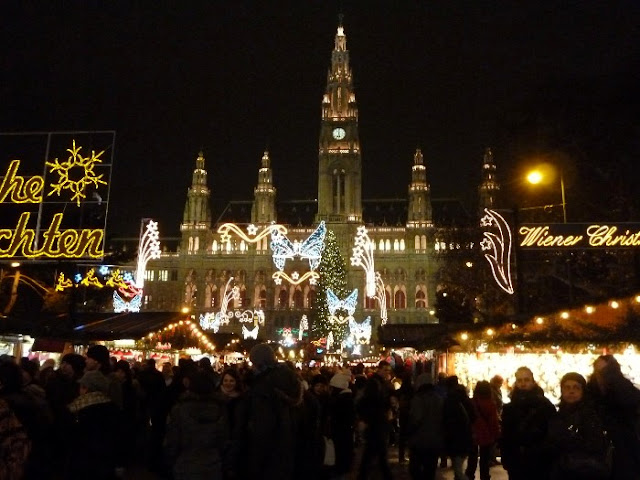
(478, 147, 500, 213)
(317, 18, 362, 223)
(407, 148, 433, 227)
(181, 150, 212, 253)
(252, 150, 277, 223)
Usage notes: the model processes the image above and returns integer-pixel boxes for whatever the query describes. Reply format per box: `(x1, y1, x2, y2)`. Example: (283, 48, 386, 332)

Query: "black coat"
(501, 386, 556, 480)
(443, 385, 475, 455)
(587, 366, 640, 480)
(329, 389, 355, 474)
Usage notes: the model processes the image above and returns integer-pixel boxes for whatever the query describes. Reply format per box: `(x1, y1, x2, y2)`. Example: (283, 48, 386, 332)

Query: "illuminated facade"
(141, 21, 498, 338)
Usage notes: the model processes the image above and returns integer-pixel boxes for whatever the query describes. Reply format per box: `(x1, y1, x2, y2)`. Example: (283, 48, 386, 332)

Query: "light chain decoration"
(349, 316, 372, 344)
(270, 221, 326, 271)
(272, 270, 319, 286)
(481, 208, 514, 294)
(299, 314, 309, 340)
(199, 312, 221, 333)
(217, 222, 288, 247)
(55, 273, 73, 291)
(134, 220, 161, 289)
(280, 327, 296, 347)
(376, 272, 388, 325)
(219, 277, 240, 325)
(242, 325, 259, 340)
(113, 291, 142, 313)
(327, 288, 358, 315)
(351, 225, 377, 297)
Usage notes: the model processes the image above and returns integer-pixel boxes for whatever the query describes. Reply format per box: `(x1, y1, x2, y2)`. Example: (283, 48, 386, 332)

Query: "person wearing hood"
(328, 371, 355, 479)
(239, 343, 303, 480)
(465, 381, 500, 480)
(501, 366, 556, 480)
(407, 372, 444, 480)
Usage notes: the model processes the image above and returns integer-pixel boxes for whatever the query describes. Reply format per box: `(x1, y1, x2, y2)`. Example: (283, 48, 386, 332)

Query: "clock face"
(332, 127, 346, 140)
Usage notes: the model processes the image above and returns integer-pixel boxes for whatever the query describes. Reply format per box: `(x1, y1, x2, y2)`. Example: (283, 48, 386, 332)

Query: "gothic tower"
(478, 147, 500, 214)
(317, 17, 362, 223)
(181, 150, 211, 254)
(407, 148, 433, 227)
(251, 150, 277, 223)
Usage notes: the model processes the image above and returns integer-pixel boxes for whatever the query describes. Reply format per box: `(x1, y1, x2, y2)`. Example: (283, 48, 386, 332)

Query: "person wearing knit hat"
(85, 344, 110, 373)
(61, 353, 86, 380)
(559, 372, 587, 405)
(249, 343, 276, 371)
(78, 370, 110, 394)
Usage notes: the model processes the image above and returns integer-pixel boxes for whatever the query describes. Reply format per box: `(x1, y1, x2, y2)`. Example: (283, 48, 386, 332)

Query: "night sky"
(2, 1, 639, 238)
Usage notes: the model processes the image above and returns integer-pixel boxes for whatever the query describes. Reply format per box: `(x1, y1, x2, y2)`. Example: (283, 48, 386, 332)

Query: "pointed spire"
(414, 148, 424, 165)
(253, 150, 276, 223)
(479, 147, 500, 212)
(261, 150, 270, 168)
(407, 148, 432, 227)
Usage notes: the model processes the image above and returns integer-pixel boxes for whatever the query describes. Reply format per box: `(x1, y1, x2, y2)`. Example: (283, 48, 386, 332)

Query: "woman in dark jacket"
(586, 355, 640, 480)
(328, 372, 355, 478)
(547, 372, 610, 480)
(443, 376, 475, 480)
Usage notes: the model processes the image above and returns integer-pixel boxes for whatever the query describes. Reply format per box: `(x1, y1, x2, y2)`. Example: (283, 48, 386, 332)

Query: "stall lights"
(536, 317, 545, 324)
(610, 301, 620, 309)
(486, 328, 494, 336)
(560, 312, 569, 319)
(585, 306, 595, 314)
(460, 332, 469, 341)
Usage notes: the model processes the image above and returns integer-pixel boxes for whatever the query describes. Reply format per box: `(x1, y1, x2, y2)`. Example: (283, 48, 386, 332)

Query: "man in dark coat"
(242, 343, 302, 480)
(501, 366, 556, 480)
(443, 375, 475, 480)
(407, 372, 444, 480)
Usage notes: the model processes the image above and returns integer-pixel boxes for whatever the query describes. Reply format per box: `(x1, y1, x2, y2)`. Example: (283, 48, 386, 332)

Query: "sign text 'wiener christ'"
(519, 224, 640, 249)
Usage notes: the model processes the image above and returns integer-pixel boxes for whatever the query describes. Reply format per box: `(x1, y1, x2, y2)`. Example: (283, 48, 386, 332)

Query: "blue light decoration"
(326, 288, 358, 316)
(112, 291, 142, 313)
(123, 271, 134, 283)
(74, 273, 82, 283)
(348, 316, 372, 344)
(99, 265, 109, 276)
(480, 208, 514, 294)
(270, 221, 326, 271)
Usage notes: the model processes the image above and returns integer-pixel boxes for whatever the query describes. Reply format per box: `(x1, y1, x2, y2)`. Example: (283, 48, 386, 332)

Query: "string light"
(134, 219, 161, 289)
(480, 208, 514, 294)
(327, 288, 358, 315)
(270, 221, 326, 271)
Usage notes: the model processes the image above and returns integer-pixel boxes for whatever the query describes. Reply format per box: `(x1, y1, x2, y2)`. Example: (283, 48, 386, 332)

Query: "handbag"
(323, 436, 336, 466)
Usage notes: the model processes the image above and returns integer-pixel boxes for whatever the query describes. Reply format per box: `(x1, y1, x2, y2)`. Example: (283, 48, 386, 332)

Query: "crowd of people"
(1, 344, 640, 480)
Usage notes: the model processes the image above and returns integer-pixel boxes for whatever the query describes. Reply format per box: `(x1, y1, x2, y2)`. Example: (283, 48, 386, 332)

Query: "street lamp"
(526, 166, 567, 223)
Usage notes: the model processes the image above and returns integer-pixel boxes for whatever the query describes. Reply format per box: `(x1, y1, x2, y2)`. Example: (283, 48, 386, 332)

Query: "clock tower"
(317, 17, 362, 223)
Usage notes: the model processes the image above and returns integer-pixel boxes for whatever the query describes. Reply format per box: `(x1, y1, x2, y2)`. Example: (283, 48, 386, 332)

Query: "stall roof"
(378, 323, 456, 349)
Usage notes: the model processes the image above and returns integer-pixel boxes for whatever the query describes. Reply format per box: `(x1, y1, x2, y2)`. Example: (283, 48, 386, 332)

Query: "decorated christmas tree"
(311, 229, 350, 345)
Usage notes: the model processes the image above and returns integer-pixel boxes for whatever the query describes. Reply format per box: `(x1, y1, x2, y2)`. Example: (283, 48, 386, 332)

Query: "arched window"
(259, 288, 267, 309)
(415, 235, 420, 251)
(306, 288, 317, 308)
(212, 240, 218, 252)
(188, 237, 193, 253)
(385, 239, 391, 251)
(194, 237, 199, 252)
(385, 287, 392, 310)
(415, 288, 427, 309)
(400, 239, 405, 251)
(240, 240, 246, 252)
(278, 289, 288, 309)
(365, 295, 377, 309)
(379, 239, 385, 251)
(394, 290, 406, 309)
(394, 239, 400, 251)
(292, 289, 304, 309)
(421, 235, 427, 250)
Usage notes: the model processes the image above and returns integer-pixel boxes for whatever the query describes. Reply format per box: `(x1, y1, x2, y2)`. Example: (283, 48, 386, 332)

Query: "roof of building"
(214, 197, 473, 228)
(377, 323, 458, 349)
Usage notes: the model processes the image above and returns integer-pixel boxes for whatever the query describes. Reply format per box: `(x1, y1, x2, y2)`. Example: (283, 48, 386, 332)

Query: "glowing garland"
(134, 220, 161, 289)
(198, 277, 240, 333)
(270, 221, 326, 271)
(272, 270, 319, 286)
(55, 273, 73, 291)
(351, 226, 376, 297)
(142, 319, 215, 352)
(199, 308, 265, 332)
(481, 208, 514, 294)
(80, 268, 103, 288)
(217, 222, 287, 246)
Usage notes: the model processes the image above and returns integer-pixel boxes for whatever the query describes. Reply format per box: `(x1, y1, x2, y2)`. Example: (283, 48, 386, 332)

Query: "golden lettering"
(0, 212, 104, 258)
(587, 225, 640, 247)
(0, 160, 44, 203)
(519, 226, 583, 248)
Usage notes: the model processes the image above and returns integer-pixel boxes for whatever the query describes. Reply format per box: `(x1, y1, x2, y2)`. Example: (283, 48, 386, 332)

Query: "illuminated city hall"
(140, 21, 500, 338)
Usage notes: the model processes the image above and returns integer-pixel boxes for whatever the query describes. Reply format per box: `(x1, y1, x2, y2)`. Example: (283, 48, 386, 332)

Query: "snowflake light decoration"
(46, 140, 107, 206)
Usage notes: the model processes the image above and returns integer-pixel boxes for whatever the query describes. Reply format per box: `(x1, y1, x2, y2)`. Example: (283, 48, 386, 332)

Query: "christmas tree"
(311, 229, 350, 345)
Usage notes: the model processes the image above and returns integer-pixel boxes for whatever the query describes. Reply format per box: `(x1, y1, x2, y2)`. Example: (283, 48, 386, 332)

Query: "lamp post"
(526, 168, 566, 223)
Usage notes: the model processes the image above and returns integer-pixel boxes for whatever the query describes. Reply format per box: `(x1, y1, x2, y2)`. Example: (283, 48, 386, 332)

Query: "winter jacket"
(471, 396, 500, 447)
(501, 386, 556, 479)
(164, 391, 229, 480)
(443, 385, 475, 455)
(407, 384, 444, 451)
(329, 389, 356, 474)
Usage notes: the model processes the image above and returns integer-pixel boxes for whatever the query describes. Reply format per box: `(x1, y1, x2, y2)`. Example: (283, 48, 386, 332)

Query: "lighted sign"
(0, 133, 113, 260)
(481, 208, 514, 295)
(519, 223, 640, 249)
